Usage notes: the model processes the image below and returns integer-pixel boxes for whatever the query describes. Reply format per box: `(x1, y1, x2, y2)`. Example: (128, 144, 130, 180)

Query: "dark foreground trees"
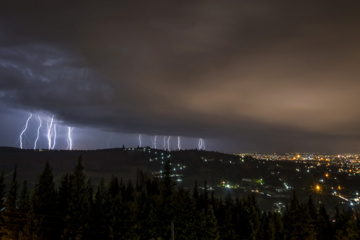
(1, 158, 360, 240)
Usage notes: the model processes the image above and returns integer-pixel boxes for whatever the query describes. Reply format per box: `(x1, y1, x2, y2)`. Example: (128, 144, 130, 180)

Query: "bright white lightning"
(202, 139, 206, 150)
(154, 135, 157, 149)
(167, 136, 171, 151)
(163, 136, 166, 150)
(33, 116, 42, 150)
(139, 134, 142, 147)
(177, 136, 181, 150)
(198, 138, 205, 150)
(47, 116, 54, 150)
(51, 124, 57, 149)
(68, 127, 74, 150)
(19, 114, 33, 149)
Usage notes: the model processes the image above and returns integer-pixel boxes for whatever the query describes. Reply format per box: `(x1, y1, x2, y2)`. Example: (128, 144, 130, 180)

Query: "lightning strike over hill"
(167, 136, 171, 151)
(33, 116, 42, 150)
(177, 136, 181, 150)
(19, 114, 33, 149)
(51, 124, 57, 149)
(47, 116, 54, 150)
(68, 126, 74, 150)
(198, 138, 205, 150)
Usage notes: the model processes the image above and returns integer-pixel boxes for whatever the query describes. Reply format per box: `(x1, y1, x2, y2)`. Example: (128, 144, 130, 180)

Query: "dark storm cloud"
(1, 0, 360, 152)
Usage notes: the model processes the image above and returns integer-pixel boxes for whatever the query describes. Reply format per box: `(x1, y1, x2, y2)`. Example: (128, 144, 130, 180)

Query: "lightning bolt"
(201, 139, 206, 150)
(68, 127, 73, 150)
(51, 124, 57, 149)
(167, 136, 171, 151)
(47, 116, 54, 150)
(19, 114, 33, 149)
(154, 135, 157, 149)
(198, 138, 205, 150)
(177, 136, 181, 150)
(33, 116, 42, 150)
(139, 134, 142, 147)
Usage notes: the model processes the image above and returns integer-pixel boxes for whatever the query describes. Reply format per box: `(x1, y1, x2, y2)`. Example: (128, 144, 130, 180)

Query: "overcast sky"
(1, 1, 360, 153)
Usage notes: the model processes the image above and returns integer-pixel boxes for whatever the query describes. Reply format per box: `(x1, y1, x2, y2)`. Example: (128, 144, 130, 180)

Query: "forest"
(0, 157, 359, 240)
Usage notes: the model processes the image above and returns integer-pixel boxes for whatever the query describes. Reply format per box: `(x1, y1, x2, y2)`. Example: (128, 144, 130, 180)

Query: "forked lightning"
(19, 114, 33, 149)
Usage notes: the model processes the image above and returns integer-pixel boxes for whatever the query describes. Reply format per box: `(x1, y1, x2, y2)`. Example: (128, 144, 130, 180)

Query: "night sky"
(1, 1, 360, 153)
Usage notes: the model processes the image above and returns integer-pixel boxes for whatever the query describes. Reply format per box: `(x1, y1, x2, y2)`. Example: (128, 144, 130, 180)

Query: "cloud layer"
(1, 1, 360, 152)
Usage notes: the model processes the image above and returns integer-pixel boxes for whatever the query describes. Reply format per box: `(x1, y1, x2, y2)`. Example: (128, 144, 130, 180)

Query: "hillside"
(0, 147, 358, 212)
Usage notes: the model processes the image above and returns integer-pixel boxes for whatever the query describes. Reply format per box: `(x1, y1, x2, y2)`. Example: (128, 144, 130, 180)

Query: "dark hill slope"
(0, 147, 242, 190)
(0, 147, 150, 187)
(0, 147, 352, 211)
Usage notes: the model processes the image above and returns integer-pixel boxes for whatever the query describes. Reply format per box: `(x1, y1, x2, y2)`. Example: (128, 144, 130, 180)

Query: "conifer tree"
(62, 156, 91, 240)
(107, 176, 120, 200)
(0, 171, 6, 210)
(154, 160, 176, 239)
(193, 181, 199, 200)
(307, 195, 317, 222)
(334, 208, 359, 240)
(2, 166, 20, 240)
(247, 195, 261, 240)
(316, 203, 332, 240)
(17, 180, 30, 239)
(31, 161, 56, 213)
(18, 180, 29, 211)
(197, 205, 220, 240)
(284, 191, 306, 239)
(302, 203, 317, 240)
(273, 211, 285, 240)
(172, 188, 197, 239)
(219, 206, 238, 240)
(259, 212, 276, 240)
(0, 170, 6, 239)
(161, 160, 175, 201)
(22, 161, 57, 240)
(92, 178, 109, 239)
